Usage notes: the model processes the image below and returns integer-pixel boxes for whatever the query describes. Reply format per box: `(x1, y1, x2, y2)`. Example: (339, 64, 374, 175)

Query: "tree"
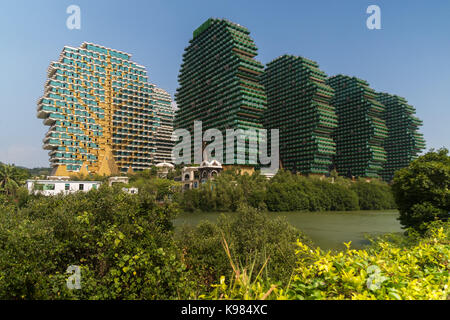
(0, 164, 29, 196)
(177, 205, 311, 293)
(0, 185, 193, 299)
(350, 179, 396, 210)
(391, 148, 450, 231)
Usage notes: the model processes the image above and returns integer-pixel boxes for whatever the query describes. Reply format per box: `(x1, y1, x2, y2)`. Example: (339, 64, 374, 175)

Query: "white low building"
(122, 187, 139, 194)
(155, 162, 175, 178)
(26, 180, 102, 196)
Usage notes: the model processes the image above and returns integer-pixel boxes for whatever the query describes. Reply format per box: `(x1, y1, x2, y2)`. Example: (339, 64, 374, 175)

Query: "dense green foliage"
(177, 205, 310, 295)
(25, 167, 52, 178)
(350, 179, 396, 210)
(265, 171, 360, 211)
(0, 158, 447, 300)
(0, 179, 447, 300)
(0, 186, 310, 300)
(0, 163, 29, 196)
(206, 221, 450, 300)
(179, 171, 268, 212)
(177, 170, 395, 213)
(392, 149, 450, 231)
(0, 186, 192, 299)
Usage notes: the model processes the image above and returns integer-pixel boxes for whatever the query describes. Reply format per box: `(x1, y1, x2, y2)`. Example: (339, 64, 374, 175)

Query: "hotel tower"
(175, 18, 267, 170)
(37, 43, 173, 176)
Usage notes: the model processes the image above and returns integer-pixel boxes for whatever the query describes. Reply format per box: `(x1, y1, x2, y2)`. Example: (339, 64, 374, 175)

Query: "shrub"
(392, 148, 450, 231)
(287, 222, 450, 300)
(311, 180, 359, 211)
(0, 185, 193, 299)
(351, 179, 396, 210)
(177, 169, 395, 213)
(177, 205, 311, 294)
(206, 222, 450, 300)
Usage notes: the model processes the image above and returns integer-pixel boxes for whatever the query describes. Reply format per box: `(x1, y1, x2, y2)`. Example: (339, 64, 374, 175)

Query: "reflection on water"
(173, 210, 403, 251)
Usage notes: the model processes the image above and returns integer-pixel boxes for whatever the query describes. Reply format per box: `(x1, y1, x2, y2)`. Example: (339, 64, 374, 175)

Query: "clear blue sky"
(0, 0, 448, 168)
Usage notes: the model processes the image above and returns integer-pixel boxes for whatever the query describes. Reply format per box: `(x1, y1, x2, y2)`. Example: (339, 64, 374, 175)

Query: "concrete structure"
(26, 179, 101, 196)
(175, 18, 266, 168)
(155, 161, 175, 178)
(153, 88, 175, 163)
(181, 167, 200, 190)
(262, 55, 337, 174)
(181, 159, 223, 190)
(37, 42, 172, 176)
(199, 159, 223, 182)
(122, 187, 139, 194)
(376, 93, 425, 181)
(108, 176, 129, 186)
(46, 176, 70, 181)
(327, 75, 388, 178)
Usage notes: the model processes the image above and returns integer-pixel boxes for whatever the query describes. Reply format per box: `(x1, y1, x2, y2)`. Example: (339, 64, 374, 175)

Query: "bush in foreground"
(177, 205, 311, 295)
(0, 186, 193, 299)
(206, 222, 450, 300)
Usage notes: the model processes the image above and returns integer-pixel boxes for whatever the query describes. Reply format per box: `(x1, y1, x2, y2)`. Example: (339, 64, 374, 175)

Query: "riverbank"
(174, 209, 403, 250)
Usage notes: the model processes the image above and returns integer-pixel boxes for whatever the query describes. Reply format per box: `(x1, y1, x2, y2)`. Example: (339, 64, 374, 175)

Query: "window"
(34, 183, 44, 191)
(65, 184, 70, 191)
(79, 184, 84, 191)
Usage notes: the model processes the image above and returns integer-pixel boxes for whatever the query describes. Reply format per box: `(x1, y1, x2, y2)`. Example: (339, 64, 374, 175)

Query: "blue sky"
(0, 0, 448, 168)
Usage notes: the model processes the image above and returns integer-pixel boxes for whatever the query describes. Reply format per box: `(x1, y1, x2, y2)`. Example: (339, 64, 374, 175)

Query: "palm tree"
(0, 164, 27, 196)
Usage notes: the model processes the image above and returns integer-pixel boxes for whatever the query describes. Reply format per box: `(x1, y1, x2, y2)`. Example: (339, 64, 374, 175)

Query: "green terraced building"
(262, 55, 337, 174)
(377, 93, 425, 181)
(326, 75, 388, 178)
(174, 18, 266, 167)
(37, 42, 169, 176)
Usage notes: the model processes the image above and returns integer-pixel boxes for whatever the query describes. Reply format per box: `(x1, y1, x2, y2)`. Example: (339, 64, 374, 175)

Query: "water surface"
(174, 210, 403, 251)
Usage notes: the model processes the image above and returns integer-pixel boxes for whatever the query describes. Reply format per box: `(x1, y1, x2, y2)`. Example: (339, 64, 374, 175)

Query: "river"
(173, 210, 403, 251)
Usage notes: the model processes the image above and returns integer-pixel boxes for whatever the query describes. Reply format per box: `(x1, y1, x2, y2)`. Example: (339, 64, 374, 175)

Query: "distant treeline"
(0, 162, 51, 178)
(177, 170, 397, 213)
(26, 167, 52, 177)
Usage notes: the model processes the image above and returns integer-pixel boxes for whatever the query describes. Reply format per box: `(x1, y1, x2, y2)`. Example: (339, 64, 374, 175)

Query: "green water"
(173, 210, 403, 251)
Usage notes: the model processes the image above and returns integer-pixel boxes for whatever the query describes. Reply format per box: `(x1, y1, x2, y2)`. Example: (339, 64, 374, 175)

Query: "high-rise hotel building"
(37, 42, 173, 176)
(153, 87, 175, 163)
(175, 18, 266, 169)
(262, 55, 337, 174)
(326, 75, 388, 178)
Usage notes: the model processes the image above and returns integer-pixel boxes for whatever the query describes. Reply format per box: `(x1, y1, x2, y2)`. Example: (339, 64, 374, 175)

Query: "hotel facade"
(37, 43, 174, 176)
(262, 55, 338, 174)
(174, 18, 267, 170)
(153, 87, 175, 163)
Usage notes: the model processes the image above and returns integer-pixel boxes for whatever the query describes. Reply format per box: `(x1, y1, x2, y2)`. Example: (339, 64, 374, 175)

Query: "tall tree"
(392, 148, 450, 231)
(0, 164, 28, 196)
